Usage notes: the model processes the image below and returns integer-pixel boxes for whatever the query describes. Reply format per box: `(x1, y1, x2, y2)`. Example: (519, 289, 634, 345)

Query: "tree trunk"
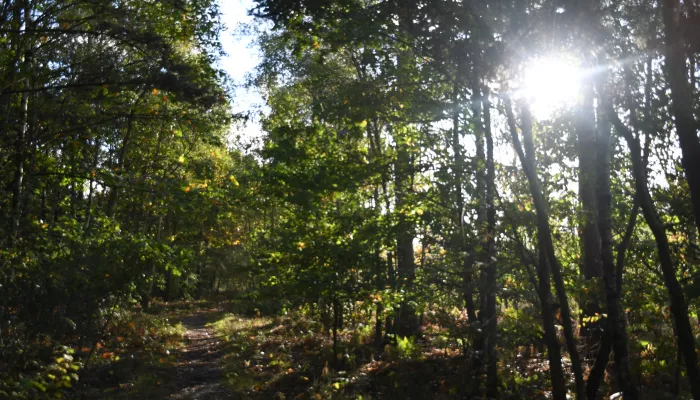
(609, 104, 700, 400)
(505, 98, 567, 400)
(521, 101, 586, 400)
(106, 91, 145, 217)
(482, 86, 498, 399)
(452, 82, 478, 325)
(593, 109, 638, 399)
(8, 0, 32, 245)
(142, 215, 163, 311)
(662, 0, 700, 237)
(576, 82, 603, 350)
(332, 298, 339, 365)
(392, 0, 418, 339)
(470, 74, 488, 388)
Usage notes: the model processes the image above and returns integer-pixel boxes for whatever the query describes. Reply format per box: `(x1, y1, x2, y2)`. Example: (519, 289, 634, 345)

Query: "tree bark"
(393, 0, 418, 338)
(395, 141, 418, 337)
(576, 82, 603, 350)
(594, 109, 638, 399)
(608, 104, 700, 400)
(521, 101, 586, 399)
(482, 86, 498, 399)
(505, 98, 567, 400)
(8, 0, 32, 245)
(662, 0, 700, 237)
(452, 81, 478, 324)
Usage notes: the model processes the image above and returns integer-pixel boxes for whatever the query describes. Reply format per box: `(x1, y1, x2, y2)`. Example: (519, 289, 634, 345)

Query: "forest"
(2, 0, 700, 399)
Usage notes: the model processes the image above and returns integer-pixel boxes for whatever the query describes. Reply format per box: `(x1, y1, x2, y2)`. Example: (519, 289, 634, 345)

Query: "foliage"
(3, 0, 700, 398)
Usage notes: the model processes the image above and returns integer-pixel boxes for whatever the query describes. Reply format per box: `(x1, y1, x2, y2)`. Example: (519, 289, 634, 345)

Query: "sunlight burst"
(520, 56, 584, 119)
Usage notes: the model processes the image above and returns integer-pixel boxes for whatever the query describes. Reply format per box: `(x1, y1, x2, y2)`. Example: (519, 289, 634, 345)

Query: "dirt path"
(168, 314, 232, 399)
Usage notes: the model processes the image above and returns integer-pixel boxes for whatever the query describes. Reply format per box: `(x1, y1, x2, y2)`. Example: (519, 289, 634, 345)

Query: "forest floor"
(9, 299, 685, 399)
(168, 313, 232, 399)
(73, 300, 576, 400)
(76, 301, 233, 399)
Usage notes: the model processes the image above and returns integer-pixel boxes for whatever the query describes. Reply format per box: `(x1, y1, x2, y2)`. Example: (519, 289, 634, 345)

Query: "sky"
(217, 0, 266, 145)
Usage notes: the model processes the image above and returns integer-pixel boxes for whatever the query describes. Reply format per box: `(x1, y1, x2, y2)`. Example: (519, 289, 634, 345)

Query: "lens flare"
(520, 56, 583, 119)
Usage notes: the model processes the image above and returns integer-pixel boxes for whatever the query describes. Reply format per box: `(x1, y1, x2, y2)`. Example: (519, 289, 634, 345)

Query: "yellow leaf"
(178, 155, 185, 163)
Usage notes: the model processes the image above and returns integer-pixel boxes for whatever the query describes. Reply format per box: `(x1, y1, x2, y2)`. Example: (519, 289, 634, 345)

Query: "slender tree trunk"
(473, 72, 491, 348)
(472, 81, 487, 316)
(521, 101, 586, 399)
(662, 0, 700, 236)
(9, 86, 28, 243)
(332, 298, 339, 365)
(593, 110, 638, 399)
(106, 90, 145, 217)
(375, 300, 384, 344)
(8, 1, 32, 245)
(83, 138, 100, 232)
(505, 98, 567, 400)
(609, 104, 700, 400)
(452, 83, 478, 324)
(576, 82, 603, 351)
(392, 0, 419, 338)
(385, 251, 395, 337)
(587, 60, 650, 398)
(372, 187, 385, 344)
(482, 86, 498, 399)
(587, 191, 641, 399)
(470, 74, 490, 395)
(142, 215, 163, 310)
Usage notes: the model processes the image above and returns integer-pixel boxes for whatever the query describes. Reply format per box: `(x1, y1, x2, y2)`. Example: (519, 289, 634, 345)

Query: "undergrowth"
(1, 301, 186, 399)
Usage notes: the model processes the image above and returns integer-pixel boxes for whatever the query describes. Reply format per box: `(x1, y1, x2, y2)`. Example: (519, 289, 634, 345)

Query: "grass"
(206, 310, 480, 400)
(67, 300, 568, 399)
(209, 313, 274, 336)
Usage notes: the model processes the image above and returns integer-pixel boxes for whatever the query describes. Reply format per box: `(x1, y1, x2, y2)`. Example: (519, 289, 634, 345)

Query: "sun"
(520, 56, 584, 119)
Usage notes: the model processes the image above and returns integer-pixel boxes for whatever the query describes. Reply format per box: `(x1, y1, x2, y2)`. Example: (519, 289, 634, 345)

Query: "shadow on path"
(168, 314, 231, 399)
